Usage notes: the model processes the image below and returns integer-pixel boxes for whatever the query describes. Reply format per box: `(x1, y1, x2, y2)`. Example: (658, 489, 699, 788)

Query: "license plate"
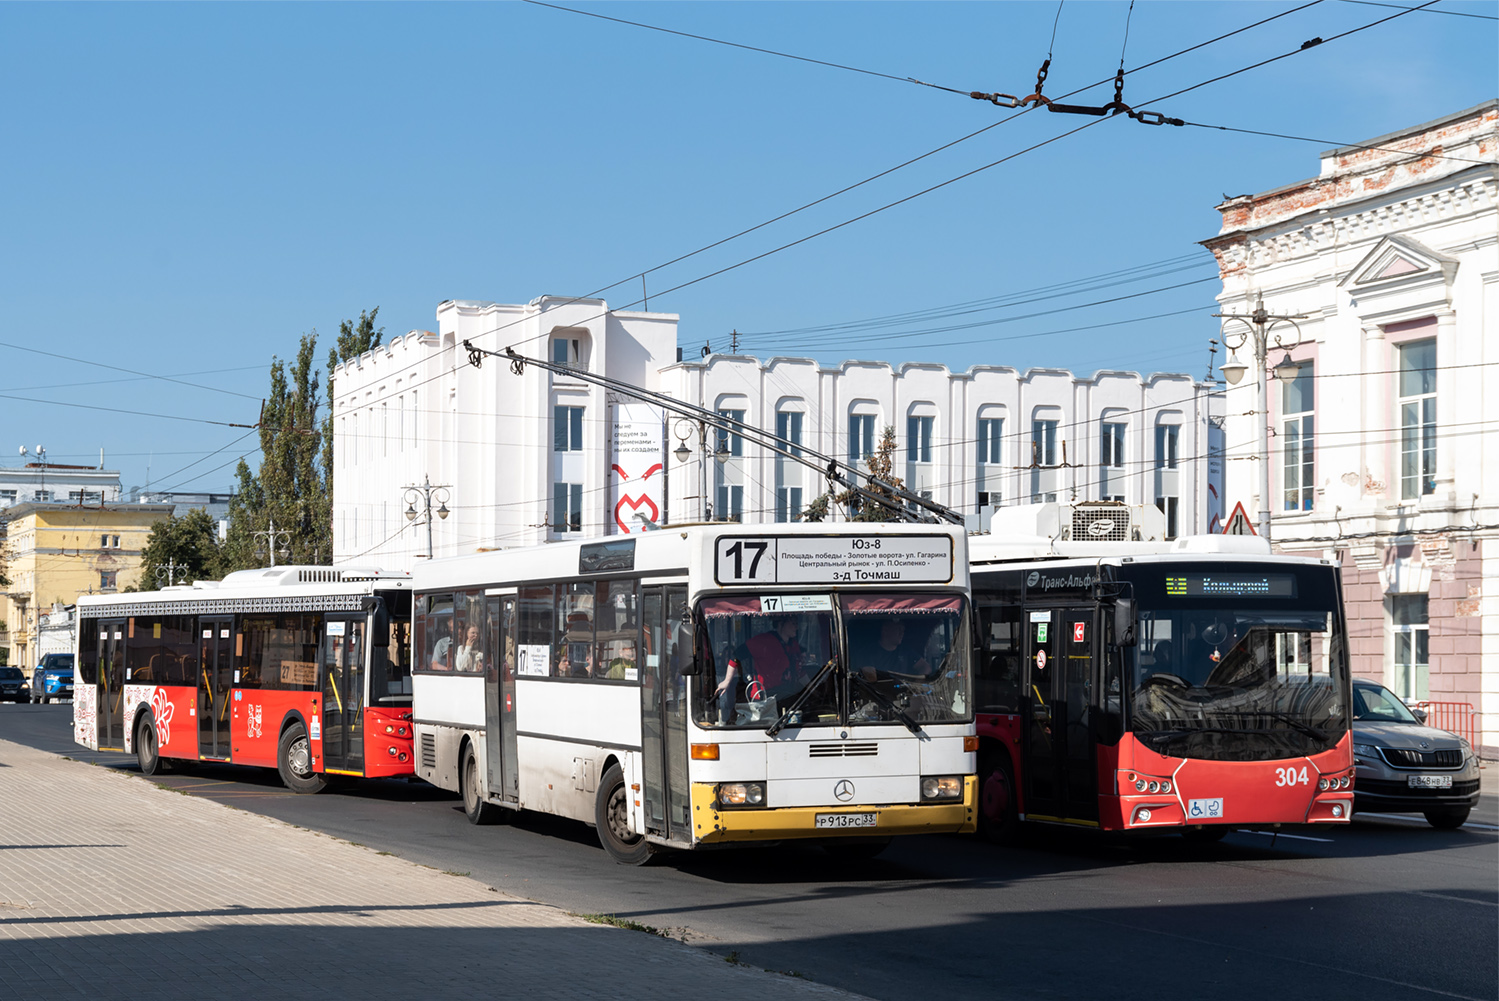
(1408, 774, 1452, 789)
(815, 812, 877, 829)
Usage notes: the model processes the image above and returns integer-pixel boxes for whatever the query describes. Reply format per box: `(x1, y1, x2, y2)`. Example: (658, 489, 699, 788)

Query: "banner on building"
(609, 402, 665, 534)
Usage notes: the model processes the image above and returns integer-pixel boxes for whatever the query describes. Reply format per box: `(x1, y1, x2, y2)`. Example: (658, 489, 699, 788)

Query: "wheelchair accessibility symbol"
(1188, 798, 1224, 819)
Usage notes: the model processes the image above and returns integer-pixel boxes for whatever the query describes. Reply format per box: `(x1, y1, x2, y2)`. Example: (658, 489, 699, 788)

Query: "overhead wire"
(1178, 119, 1497, 166)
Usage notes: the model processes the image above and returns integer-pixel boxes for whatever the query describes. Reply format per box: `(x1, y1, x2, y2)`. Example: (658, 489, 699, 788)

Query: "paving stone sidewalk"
(0, 739, 870, 1000)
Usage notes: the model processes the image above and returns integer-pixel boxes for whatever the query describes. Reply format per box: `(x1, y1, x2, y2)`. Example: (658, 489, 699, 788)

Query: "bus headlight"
(920, 776, 963, 801)
(717, 782, 765, 808)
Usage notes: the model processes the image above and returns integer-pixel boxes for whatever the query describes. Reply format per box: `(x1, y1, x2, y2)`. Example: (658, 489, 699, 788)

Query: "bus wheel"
(595, 763, 652, 866)
(821, 837, 892, 860)
(136, 714, 161, 776)
(462, 743, 500, 825)
(979, 753, 1021, 845)
(277, 721, 327, 794)
(1181, 825, 1229, 842)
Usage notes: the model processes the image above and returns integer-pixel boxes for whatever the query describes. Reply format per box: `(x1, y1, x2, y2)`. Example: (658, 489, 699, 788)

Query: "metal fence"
(1411, 700, 1480, 748)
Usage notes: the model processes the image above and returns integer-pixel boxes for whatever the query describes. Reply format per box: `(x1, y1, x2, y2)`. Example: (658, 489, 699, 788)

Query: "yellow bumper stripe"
(690, 776, 977, 844)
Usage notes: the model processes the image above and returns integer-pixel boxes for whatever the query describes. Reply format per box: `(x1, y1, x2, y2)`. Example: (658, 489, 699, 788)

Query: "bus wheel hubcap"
(609, 786, 633, 842)
(289, 738, 312, 776)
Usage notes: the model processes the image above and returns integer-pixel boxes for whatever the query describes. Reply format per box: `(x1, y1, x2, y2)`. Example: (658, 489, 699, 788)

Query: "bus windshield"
(1124, 564, 1347, 761)
(694, 593, 970, 730)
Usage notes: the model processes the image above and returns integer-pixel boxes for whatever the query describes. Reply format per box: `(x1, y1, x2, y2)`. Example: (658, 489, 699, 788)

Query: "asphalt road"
(6, 702, 1495, 1001)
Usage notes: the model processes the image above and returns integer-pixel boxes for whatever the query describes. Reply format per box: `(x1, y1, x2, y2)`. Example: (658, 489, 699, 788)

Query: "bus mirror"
(1113, 599, 1136, 648)
(369, 598, 390, 647)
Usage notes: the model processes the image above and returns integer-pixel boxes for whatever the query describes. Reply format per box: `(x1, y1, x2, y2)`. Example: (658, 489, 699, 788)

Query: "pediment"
(1340, 234, 1457, 289)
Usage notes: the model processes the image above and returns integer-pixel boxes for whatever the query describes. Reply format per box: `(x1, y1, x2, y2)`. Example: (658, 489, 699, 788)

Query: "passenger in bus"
(1151, 640, 1176, 675)
(428, 618, 453, 671)
(743, 616, 805, 700)
(603, 640, 635, 680)
(454, 624, 484, 674)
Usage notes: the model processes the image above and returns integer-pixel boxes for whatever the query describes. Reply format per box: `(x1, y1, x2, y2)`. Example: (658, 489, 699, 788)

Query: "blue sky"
(1, 1, 1494, 496)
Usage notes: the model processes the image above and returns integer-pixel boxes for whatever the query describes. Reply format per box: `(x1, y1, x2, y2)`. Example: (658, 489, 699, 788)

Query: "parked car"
(30, 653, 74, 704)
(1352, 679, 1481, 829)
(0, 666, 28, 702)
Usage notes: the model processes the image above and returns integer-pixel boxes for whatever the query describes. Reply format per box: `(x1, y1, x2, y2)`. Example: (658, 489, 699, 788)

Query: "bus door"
(98, 619, 127, 749)
(640, 585, 691, 841)
(484, 596, 519, 804)
(198, 617, 234, 759)
(321, 615, 366, 774)
(1022, 606, 1100, 823)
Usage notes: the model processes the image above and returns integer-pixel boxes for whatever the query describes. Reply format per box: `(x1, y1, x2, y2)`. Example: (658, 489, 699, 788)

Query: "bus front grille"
(809, 742, 879, 758)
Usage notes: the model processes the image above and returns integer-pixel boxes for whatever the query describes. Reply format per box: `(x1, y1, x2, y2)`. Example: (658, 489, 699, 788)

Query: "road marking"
(1357, 813, 1499, 832)
(1235, 829, 1333, 843)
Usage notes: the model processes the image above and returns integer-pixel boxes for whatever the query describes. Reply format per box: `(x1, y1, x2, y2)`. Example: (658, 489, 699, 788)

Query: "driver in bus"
(854, 618, 930, 681)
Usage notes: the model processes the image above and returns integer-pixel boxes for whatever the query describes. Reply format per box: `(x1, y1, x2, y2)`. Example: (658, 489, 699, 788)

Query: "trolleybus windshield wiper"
(767, 658, 840, 737)
(1237, 710, 1328, 742)
(848, 672, 923, 736)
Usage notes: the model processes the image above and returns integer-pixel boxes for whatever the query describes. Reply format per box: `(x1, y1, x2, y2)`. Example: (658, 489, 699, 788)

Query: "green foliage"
(221, 306, 381, 572)
(133, 508, 223, 590)
(803, 425, 906, 523)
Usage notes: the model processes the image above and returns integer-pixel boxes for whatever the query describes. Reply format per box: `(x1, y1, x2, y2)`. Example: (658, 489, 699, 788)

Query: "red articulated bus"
(969, 506, 1353, 843)
(74, 566, 415, 792)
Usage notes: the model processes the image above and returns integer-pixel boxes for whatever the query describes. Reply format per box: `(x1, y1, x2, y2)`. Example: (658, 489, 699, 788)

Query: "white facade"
(331, 296, 1219, 566)
(0, 463, 122, 509)
(1204, 101, 1498, 755)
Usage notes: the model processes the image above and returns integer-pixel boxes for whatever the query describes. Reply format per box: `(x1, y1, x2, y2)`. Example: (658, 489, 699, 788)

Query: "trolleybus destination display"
(714, 534, 953, 585)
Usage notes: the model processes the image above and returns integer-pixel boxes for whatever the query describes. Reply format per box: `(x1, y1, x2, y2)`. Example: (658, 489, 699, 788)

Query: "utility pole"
(1214, 294, 1307, 542)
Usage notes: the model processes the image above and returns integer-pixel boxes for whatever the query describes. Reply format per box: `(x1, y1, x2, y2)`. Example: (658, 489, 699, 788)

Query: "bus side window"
(975, 605, 1022, 713)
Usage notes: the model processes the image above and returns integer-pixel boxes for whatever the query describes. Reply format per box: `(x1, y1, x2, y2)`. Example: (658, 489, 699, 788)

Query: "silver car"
(1352, 680, 1481, 829)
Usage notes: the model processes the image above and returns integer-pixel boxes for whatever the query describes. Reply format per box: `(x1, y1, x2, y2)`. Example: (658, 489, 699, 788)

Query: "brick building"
(1204, 101, 1498, 755)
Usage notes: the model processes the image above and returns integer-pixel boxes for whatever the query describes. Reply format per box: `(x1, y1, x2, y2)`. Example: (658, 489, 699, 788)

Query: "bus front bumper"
(690, 776, 977, 844)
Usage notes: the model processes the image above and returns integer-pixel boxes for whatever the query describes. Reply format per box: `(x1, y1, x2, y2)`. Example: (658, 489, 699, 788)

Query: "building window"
(554, 405, 584, 452)
(1280, 363, 1315, 511)
(1153, 422, 1180, 539)
(34, 490, 51, 502)
(977, 417, 1003, 510)
(1391, 594, 1429, 701)
(906, 415, 933, 463)
(776, 410, 803, 458)
(849, 414, 875, 463)
(716, 483, 744, 522)
(1030, 419, 1059, 503)
(1099, 420, 1126, 502)
(0, 489, 14, 505)
(1398, 339, 1436, 500)
(715, 409, 745, 457)
(99, 571, 117, 591)
(551, 337, 571, 367)
(552, 482, 583, 533)
(1155, 424, 1179, 470)
(776, 486, 803, 523)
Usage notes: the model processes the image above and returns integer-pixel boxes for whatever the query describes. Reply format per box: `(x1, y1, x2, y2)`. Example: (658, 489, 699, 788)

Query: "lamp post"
(672, 418, 732, 522)
(155, 558, 191, 587)
(251, 518, 291, 568)
(1214, 294, 1307, 542)
(19, 445, 46, 500)
(403, 475, 451, 558)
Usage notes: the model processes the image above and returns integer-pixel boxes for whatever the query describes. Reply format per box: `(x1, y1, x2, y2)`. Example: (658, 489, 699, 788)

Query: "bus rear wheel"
(595, 763, 653, 866)
(136, 714, 161, 776)
(277, 721, 327, 794)
(978, 752, 1021, 845)
(462, 743, 501, 825)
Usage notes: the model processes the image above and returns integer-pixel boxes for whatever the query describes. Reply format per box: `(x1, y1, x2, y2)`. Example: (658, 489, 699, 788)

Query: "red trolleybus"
(970, 506, 1353, 842)
(73, 566, 415, 792)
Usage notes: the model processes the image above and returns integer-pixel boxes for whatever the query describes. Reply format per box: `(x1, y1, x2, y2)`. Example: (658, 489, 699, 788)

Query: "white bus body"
(412, 523, 977, 863)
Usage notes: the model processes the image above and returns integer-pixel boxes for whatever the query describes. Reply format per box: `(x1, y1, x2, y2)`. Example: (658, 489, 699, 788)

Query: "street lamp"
(1215, 294, 1307, 541)
(252, 518, 292, 568)
(672, 418, 732, 522)
(403, 475, 451, 558)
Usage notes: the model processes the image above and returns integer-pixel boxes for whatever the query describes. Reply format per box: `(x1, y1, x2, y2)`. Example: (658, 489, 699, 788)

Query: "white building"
(0, 462, 122, 509)
(331, 296, 1220, 565)
(1203, 101, 1498, 755)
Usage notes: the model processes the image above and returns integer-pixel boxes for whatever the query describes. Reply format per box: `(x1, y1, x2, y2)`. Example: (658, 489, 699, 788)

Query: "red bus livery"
(970, 507, 1353, 842)
(74, 566, 414, 792)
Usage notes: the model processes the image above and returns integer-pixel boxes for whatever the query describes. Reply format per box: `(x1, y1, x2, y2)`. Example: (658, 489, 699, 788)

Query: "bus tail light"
(1318, 770, 1353, 791)
(921, 775, 963, 801)
(691, 743, 720, 761)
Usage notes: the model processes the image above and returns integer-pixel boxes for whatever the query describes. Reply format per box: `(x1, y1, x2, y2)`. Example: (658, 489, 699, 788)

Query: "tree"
(222, 307, 382, 573)
(804, 425, 907, 523)
(322, 307, 384, 485)
(133, 508, 222, 590)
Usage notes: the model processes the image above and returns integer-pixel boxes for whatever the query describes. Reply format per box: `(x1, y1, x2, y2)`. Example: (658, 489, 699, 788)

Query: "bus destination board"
(1164, 573, 1298, 599)
(714, 535, 953, 585)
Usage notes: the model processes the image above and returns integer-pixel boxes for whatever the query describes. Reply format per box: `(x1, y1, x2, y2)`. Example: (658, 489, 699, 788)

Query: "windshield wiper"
(767, 659, 839, 737)
(848, 672, 923, 736)
(1239, 710, 1329, 742)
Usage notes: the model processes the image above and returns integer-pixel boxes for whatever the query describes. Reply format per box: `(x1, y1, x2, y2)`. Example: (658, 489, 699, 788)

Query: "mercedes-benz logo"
(833, 779, 856, 802)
